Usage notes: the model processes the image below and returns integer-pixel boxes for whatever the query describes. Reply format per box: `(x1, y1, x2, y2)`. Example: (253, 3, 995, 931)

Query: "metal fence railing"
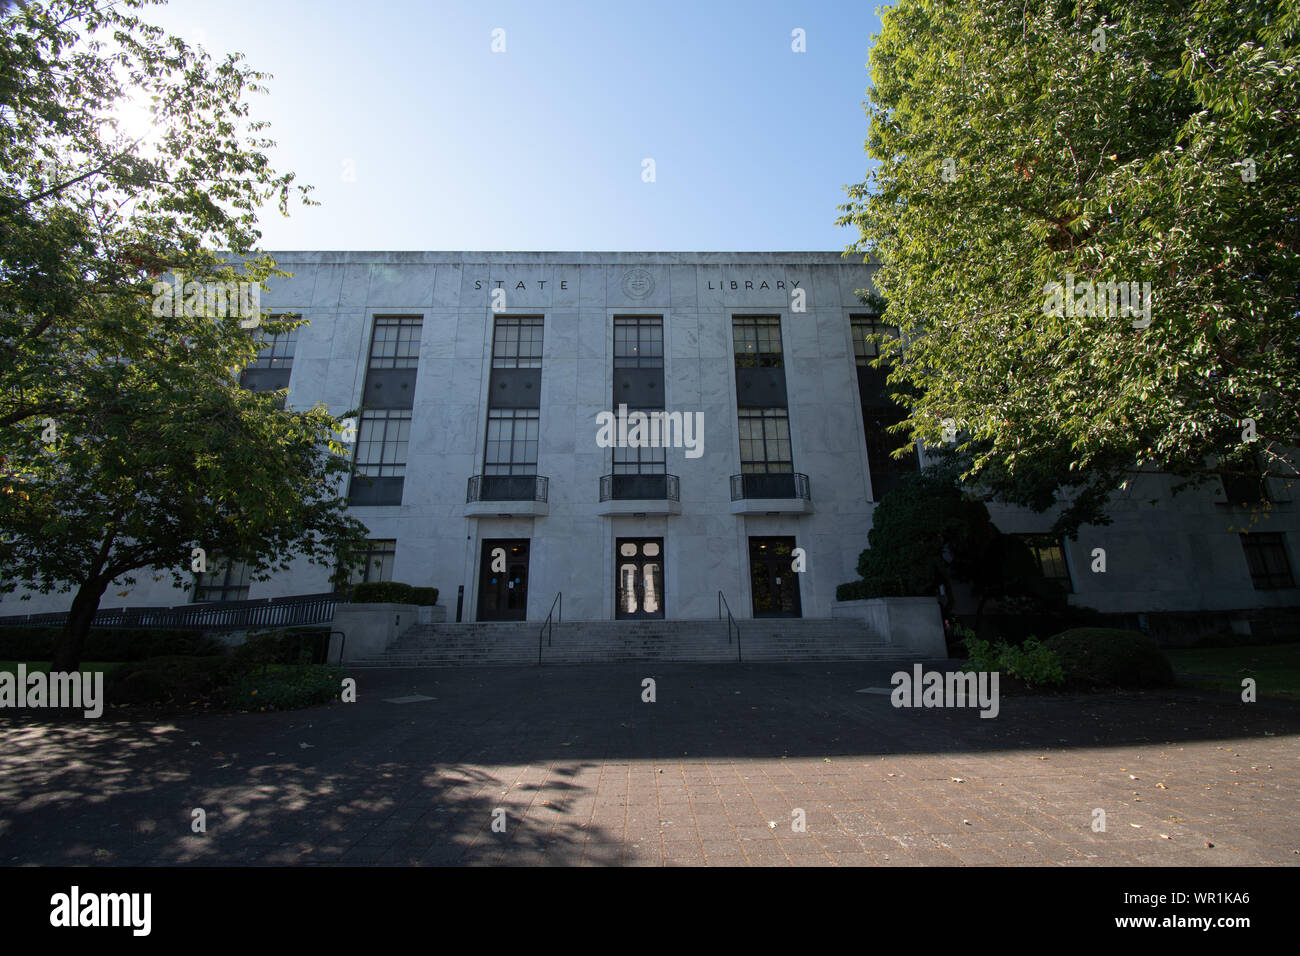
(0, 591, 341, 632)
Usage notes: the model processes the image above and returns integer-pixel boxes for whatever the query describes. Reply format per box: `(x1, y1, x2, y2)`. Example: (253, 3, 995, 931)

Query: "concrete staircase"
(346, 618, 900, 667)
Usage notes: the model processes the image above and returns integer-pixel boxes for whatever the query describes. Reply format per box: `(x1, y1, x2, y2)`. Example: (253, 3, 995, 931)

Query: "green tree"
(845, 461, 1060, 622)
(837, 0, 1300, 528)
(0, 0, 366, 670)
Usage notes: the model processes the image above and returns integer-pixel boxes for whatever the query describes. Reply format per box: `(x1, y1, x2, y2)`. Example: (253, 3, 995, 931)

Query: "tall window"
(850, 315, 897, 365)
(485, 409, 539, 474)
(1241, 533, 1294, 590)
(249, 326, 297, 369)
(613, 434, 667, 475)
(354, 409, 411, 478)
(194, 559, 250, 603)
(614, 316, 664, 368)
(1016, 534, 1073, 593)
(733, 316, 783, 368)
(738, 408, 792, 473)
(368, 317, 422, 369)
(492, 316, 544, 368)
(338, 539, 396, 588)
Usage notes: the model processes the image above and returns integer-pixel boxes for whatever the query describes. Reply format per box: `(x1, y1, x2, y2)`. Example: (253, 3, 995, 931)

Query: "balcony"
(597, 473, 682, 517)
(729, 472, 813, 515)
(464, 474, 549, 518)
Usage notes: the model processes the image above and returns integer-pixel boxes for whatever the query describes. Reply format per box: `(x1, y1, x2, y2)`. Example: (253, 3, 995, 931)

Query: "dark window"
(733, 315, 783, 368)
(354, 409, 411, 478)
(338, 539, 396, 588)
(249, 325, 297, 369)
(1221, 464, 1269, 507)
(368, 317, 422, 369)
(614, 316, 664, 369)
(738, 408, 792, 473)
(1241, 533, 1294, 590)
(1016, 534, 1073, 593)
(492, 316, 544, 369)
(865, 406, 918, 499)
(194, 559, 250, 603)
(850, 314, 897, 365)
(485, 408, 539, 474)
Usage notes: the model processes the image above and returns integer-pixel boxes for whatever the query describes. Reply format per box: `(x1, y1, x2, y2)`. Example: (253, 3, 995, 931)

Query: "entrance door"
(615, 538, 665, 620)
(478, 539, 530, 621)
(749, 536, 801, 617)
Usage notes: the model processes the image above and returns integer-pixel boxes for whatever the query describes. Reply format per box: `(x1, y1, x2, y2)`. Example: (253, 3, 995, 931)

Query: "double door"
(478, 539, 529, 621)
(749, 536, 802, 617)
(615, 538, 664, 619)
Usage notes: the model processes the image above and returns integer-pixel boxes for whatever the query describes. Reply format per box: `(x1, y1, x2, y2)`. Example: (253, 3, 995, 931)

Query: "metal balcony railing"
(598, 473, 680, 502)
(466, 474, 549, 503)
(729, 472, 811, 501)
(0, 591, 341, 632)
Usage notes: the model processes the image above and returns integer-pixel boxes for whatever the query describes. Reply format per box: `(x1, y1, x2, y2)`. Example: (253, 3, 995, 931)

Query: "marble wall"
(4, 252, 1297, 621)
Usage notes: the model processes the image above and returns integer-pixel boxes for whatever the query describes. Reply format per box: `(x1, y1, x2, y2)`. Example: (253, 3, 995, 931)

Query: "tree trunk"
(51, 578, 110, 672)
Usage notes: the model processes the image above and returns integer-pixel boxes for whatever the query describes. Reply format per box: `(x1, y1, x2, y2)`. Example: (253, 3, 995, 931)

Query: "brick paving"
(1, 661, 1297, 866)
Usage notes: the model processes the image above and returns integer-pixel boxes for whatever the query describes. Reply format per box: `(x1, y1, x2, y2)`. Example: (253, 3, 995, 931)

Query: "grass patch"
(1167, 643, 1300, 699)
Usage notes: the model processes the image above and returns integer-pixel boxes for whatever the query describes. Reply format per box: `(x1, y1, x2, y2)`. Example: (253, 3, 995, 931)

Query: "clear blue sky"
(142, 0, 883, 251)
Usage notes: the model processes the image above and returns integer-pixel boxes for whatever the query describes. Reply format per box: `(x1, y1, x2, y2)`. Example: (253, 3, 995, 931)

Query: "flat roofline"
(251, 250, 878, 266)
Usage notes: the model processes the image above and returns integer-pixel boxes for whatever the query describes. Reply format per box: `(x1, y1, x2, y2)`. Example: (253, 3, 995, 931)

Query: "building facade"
(5, 251, 1299, 625)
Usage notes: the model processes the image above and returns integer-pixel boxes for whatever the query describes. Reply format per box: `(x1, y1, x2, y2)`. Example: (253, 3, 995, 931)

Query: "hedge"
(1044, 628, 1176, 688)
(0, 626, 223, 662)
(106, 655, 243, 707)
(105, 654, 343, 711)
(351, 582, 437, 605)
(835, 580, 874, 602)
(234, 628, 332, 670)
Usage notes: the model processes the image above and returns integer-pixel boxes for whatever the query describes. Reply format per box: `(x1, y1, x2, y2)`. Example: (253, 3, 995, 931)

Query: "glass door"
(615, 538, 665, 620)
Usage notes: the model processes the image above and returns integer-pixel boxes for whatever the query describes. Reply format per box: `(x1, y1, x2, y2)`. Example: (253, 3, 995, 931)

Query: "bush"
(1044, 628, 1176, 688)
(351, 581, 415, 604)
(226, 665, 345, 711)
(232, 628, 331, 671)
(953, 605, 1108, 645)
(106, 654, 344, 711)
(408, 587, 438, 606)
(960, 629, 1066, 687)
(0, 626, 223, 662)
(835, 580, 873, 602)
(106, 655, 241, 707)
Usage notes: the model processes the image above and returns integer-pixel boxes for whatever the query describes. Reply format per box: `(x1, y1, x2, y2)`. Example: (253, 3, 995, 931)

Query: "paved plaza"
(1, 662, 1297, 866)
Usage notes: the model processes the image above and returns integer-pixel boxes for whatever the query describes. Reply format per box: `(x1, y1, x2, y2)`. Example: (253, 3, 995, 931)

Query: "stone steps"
(347, 618, 899, 667)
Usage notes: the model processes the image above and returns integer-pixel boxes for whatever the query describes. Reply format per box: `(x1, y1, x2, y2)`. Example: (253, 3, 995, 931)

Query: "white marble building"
(5, 251, 1299, 624)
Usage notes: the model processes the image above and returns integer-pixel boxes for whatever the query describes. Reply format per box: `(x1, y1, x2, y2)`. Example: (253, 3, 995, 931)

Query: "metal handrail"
(718, 590, 742, 663)
(538, 591, 561, 664)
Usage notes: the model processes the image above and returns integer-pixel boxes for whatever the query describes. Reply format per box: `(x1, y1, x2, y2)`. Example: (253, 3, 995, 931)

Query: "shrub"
(960, 629, 1066, 687)
(835, 580, 873, 601)
(351, 581, 415, 604)
(226, 665, 345, 711)
(0, 626, 223, 662)
(1044, 628, 1176, 688)
(232, 628, 331, 672)
(106, 655, 241, 708)
(408, 587, 438, 606)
